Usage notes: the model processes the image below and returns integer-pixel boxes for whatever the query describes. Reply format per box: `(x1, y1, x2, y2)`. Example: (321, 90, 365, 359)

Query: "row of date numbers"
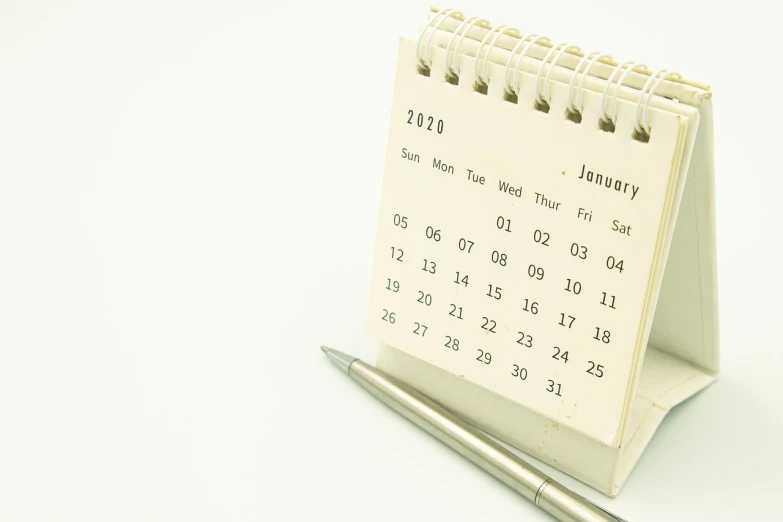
(382, 307, 612, 346)
(388, 277, 618, 310)
(391, 245, 625, 277)
(392, 213, 627, 273)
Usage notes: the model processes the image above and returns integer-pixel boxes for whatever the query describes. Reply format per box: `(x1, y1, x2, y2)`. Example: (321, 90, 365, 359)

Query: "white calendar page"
(367, 38, 691, 446)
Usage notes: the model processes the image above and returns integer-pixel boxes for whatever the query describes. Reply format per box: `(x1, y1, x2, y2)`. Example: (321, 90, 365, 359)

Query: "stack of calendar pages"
(366, 9, 719, 496)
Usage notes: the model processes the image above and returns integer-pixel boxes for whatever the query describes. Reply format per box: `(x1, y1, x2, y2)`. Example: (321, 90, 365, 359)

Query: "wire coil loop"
(506, 35, 551, 96)
(601, 61, 646, 125)
(475, 25, 520, 87)
(567, 52, 613, 115)
(416, 8, 460, 70)
(445, 17, 490, 78)
(536, 42, 581, 106)
(635, 70, 681, 135)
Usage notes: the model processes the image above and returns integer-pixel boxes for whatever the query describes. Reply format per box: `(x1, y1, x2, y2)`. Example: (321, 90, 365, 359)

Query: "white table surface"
(1, 1, 781, 520)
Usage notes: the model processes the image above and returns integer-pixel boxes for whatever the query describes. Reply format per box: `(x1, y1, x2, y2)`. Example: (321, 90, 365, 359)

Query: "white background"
(0, 1, 780, 520)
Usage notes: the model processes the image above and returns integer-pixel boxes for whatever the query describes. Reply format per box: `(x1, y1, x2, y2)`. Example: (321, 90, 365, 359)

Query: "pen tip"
(320, 346, 357, 374)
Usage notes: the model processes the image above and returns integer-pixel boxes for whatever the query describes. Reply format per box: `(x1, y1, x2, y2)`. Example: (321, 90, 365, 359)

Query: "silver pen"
(321, 346, 626, 522)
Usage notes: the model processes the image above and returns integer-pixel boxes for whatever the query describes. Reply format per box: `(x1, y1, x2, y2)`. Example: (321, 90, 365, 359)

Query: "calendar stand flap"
(615, 78, 715, 444)
(647, 96, 720, 375)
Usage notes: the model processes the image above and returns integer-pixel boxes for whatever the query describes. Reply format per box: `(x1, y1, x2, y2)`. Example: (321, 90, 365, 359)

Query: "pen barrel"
(537, 480, 626, 522)
(349, 360, 624, 522)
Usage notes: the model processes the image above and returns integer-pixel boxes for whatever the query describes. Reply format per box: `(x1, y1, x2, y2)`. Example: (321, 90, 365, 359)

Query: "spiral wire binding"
(478, 26, 520, 88)
(504, 35, 538, 95)
(536, 42, 581, 108)
(419, 8, 462, 72)
(640, 71, 681, 134)
(634, 72, 665, 135)
(569, 52, 613, 116)
(445, 16, 489, 78)
(473, 25, 508, 87)
(603, 61, 647, 126)
(417, 7, 686, 140)
(507, 35, 551, 97)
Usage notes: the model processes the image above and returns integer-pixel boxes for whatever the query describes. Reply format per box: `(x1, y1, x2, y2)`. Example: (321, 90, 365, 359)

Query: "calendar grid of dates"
(366, 152, 654, 440)
(366, 42, 683, 443)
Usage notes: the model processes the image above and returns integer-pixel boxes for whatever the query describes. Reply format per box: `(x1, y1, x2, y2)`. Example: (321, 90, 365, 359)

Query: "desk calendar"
(366, 8, 719, 496)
